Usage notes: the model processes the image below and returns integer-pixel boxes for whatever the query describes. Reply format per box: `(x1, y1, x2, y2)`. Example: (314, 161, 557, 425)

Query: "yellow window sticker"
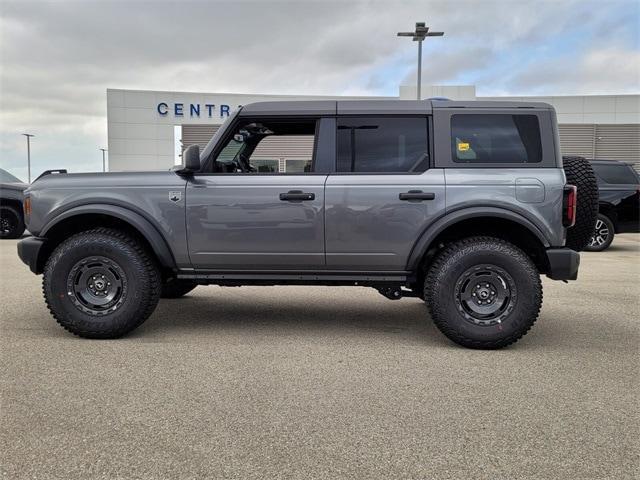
(458, 142, 470, 152)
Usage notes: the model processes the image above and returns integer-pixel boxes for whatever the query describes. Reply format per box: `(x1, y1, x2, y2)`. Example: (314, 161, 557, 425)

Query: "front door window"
(209, 118, 317, 174)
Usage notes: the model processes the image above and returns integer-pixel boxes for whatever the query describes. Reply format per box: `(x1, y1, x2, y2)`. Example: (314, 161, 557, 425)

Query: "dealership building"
(106, 86, 640, 172)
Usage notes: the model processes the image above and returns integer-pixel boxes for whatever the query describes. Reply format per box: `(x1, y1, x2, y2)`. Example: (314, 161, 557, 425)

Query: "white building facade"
(107, 86, 640, 172)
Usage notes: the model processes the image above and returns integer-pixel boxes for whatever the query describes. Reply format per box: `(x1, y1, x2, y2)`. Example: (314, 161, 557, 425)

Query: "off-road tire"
(424, 237, 542, 349)
(562, 156, 598, 251)
(0, 205, 25, 239)
(161, 279, 198, 298)
(585, 213, 615, 252)
(43, 228, 160, 338)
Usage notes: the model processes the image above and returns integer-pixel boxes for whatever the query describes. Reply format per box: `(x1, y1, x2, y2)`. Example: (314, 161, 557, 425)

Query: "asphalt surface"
(1, 236, 639, 479)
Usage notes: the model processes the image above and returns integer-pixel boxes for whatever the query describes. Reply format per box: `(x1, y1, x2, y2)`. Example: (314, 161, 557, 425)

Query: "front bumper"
(17, 236, 46, 274)
(545, 248, 580, 281)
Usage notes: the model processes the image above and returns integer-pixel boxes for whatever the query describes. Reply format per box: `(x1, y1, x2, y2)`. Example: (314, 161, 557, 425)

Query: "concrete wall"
(479, 94, 640, 124)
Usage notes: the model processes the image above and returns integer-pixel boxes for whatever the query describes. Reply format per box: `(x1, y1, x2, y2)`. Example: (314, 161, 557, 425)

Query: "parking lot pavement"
(1, 236, 639, 479)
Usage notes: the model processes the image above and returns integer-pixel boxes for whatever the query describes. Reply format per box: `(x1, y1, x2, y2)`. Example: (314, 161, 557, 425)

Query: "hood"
(0, 181, 28, 192)
(26, 170, 178, 193)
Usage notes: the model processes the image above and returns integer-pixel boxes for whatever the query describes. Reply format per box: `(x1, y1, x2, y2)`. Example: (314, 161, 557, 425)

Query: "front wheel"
(43, 228, 161, 338)
(585, 214, 615, 252)
(424, 237, 542, 349)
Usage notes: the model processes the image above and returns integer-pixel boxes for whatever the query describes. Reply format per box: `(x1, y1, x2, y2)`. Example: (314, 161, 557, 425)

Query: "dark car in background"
(0, 168, 27, 239)
(586, 160, 640, 251)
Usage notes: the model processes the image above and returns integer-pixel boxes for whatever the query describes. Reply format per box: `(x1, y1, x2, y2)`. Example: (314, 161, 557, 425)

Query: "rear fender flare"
(406, 207, 551, 270)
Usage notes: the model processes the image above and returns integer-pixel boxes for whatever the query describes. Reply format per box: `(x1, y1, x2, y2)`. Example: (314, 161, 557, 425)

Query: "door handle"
(399, 190, 435, 201)
(279, 190, 315, 201)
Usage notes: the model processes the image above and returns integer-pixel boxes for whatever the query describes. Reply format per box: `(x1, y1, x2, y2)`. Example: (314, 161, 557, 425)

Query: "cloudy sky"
(1, 0, 638, 180)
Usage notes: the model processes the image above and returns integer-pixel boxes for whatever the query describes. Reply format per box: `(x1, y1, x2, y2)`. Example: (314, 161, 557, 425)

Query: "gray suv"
(17, 100, 598, 349)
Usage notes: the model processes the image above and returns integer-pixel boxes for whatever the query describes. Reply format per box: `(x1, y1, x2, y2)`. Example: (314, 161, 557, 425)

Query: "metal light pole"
(99, 148, 108, 172)
(22, 133, 34, 183)
(397, 22, 444, 100)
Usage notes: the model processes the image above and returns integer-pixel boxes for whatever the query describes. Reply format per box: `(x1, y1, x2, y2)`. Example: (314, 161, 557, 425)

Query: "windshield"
(217, 137, 246, 164)
(0, 168, 23, 183)
(199, 108, 242, 165)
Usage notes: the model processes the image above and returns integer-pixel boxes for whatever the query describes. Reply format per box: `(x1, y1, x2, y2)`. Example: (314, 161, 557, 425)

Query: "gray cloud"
(506, 47, 640, 95)
(401, 45, 495, 85)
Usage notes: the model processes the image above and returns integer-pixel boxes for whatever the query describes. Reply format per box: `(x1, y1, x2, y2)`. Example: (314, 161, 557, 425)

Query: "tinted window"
(592, 163, 639, 185)
(451, 114, 542, 164)
(337, 117, 428, 172)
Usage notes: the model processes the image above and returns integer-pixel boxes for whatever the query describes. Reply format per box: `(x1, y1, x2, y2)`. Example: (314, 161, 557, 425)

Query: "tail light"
(563, 185, 577, 227)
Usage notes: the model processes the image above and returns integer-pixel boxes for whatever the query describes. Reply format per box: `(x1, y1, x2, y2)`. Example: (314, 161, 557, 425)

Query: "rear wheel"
(0, 205, 25, 239)
(585, 213, 615, 252)
(43, 228, 160, 338)
(161, 279, 198, 298)
(425, 237, 542, 349)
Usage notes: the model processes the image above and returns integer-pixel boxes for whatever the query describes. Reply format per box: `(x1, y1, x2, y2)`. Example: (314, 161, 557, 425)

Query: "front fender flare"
(406, 207, 551, 270)
(41, 204, 176, 269)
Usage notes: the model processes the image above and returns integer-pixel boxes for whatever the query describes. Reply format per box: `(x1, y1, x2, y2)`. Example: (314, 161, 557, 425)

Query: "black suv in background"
(0, 168, 27, 239)
(586, 160, 640, 251)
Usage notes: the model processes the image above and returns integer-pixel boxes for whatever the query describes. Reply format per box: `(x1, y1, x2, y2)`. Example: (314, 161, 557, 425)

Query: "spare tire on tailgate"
(562, 156, 599, 251)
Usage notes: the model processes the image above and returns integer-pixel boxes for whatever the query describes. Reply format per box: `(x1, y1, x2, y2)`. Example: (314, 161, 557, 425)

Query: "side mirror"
(181, 144, 200, 173)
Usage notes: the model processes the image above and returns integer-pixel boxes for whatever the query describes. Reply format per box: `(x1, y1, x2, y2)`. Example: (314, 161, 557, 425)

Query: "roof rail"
(428, 97, 451, 101)
(33, 169, 67, 183)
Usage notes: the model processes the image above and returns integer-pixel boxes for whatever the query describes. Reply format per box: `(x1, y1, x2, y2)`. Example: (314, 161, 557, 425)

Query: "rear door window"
(451, 114, 542, 164)
(336, 117, 429, 173)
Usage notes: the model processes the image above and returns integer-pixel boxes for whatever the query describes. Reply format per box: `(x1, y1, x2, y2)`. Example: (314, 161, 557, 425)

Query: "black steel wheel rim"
(454, 264, 517, 326)
(0, 211, 17, 235)
(66, 256, 127, 316)
(588, 218, 610, 248)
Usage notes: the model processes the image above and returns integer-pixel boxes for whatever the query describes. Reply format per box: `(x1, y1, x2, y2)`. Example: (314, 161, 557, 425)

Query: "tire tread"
(562, 156, 599, 251)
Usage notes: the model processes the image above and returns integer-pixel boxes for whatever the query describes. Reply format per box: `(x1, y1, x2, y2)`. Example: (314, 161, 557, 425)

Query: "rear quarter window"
(451, 114, 542, 164)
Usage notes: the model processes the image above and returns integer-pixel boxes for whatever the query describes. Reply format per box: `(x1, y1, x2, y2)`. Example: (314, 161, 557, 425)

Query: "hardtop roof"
(238, 99, 554, 116)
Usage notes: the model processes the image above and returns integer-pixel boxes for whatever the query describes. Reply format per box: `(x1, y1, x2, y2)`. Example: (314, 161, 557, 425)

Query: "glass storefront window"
(252, 159, 280, 173)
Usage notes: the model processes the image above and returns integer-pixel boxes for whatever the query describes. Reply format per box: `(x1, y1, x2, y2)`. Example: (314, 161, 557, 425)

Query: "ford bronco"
(17, 99, 598, 348)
